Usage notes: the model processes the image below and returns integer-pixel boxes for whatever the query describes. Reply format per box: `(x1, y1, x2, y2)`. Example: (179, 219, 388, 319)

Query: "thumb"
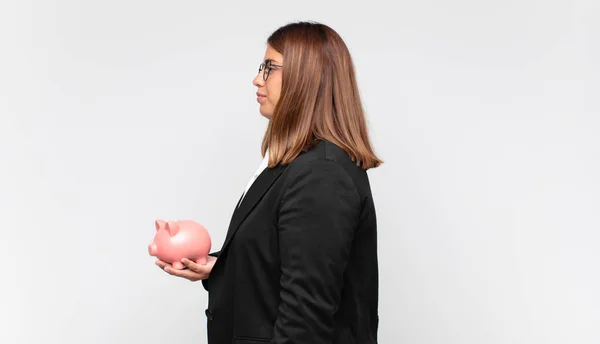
(181, 258, 208, 273)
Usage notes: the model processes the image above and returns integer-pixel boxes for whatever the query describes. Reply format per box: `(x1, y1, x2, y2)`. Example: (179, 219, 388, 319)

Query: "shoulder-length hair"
(261, 21, 383, 170)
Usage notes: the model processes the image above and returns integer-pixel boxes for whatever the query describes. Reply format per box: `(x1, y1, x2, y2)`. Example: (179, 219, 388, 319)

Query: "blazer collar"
(219, 162, 287, 254)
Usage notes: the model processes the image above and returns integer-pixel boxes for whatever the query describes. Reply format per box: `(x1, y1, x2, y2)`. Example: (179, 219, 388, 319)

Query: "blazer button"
(205, 309, 214, 320)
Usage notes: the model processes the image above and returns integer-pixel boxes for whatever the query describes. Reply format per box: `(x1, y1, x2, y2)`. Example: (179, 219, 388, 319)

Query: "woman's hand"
(155, 256, 217, 282)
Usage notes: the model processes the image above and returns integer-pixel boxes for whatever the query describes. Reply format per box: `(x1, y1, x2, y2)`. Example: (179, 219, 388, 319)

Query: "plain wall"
(1, 0, 599, 343)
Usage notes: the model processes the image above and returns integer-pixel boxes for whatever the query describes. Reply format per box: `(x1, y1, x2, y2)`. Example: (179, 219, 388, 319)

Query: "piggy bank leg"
(172, 261, 184, 270)
(196, 256, 207, 265)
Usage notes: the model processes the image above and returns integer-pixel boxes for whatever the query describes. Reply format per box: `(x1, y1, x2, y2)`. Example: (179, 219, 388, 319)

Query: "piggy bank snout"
(148, 243, 158, 256)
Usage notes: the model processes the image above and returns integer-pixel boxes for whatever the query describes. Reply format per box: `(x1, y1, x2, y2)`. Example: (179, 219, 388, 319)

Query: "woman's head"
(257, 21, 383, 170)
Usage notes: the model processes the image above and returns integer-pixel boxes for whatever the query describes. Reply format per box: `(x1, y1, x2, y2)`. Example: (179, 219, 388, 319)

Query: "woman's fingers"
(181, 258, 207, 273)
(154, 258, 214, 282)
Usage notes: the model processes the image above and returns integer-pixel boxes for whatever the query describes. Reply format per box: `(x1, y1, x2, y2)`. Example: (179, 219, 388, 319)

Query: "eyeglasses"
(258, 61, 283, 81)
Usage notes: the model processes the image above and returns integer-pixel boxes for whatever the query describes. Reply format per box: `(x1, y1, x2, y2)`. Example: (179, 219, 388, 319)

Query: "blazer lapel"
(219, 163, 287, 254)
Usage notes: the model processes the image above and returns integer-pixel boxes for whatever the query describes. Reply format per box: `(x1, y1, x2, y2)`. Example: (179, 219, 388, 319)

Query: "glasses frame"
(258, 61, 283, 81)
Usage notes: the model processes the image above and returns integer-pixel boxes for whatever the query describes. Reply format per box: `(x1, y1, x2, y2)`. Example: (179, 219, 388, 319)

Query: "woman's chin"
(259, 107, 272, 119)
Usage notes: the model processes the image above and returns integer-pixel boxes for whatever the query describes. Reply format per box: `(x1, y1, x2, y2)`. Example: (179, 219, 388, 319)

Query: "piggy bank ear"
(165, 221, 180, 236)
(155, 219, 166, 231)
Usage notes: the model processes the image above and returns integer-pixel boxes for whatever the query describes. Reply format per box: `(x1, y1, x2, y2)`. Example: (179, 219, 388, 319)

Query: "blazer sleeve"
(201, 251, 221, 291)
(272, 159, 361, 343)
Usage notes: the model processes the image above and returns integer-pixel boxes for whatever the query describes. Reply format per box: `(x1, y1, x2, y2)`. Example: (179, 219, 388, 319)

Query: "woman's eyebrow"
(264, 58, 281, 64)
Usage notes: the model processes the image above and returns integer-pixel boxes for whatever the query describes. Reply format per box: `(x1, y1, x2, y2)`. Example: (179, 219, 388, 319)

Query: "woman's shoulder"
(282, 140, 369, 190)
(285, 140, 350, 171)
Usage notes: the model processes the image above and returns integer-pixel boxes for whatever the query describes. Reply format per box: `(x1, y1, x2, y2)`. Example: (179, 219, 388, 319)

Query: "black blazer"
(202, 140, 379, 344)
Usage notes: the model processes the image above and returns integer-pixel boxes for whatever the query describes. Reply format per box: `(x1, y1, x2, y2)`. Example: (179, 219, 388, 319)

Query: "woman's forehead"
(264, 45, 283, 64)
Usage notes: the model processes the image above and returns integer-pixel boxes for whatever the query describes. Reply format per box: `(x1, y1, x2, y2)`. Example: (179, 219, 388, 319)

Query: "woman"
(156, 21, 383, 344)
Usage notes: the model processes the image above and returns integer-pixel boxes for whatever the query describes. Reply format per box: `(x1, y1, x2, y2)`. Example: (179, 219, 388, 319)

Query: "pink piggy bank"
(148, 219, 211, 270)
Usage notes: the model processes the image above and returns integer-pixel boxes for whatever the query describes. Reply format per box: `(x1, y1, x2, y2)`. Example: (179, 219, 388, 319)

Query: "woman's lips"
(257, 93, 266, 102)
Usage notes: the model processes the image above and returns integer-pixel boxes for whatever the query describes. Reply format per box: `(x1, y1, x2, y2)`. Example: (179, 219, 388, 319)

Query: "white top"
(239, 150, 270, 207)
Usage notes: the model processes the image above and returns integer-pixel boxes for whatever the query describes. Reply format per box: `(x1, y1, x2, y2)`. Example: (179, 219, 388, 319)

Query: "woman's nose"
(253, 72, 265, 87)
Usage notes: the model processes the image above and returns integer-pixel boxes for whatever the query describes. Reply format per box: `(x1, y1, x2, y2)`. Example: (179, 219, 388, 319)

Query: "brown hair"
(260, 21, 383, 170)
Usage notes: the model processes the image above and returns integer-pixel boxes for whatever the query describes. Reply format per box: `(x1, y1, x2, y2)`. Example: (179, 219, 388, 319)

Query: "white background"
(1, 0, 599, 343)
